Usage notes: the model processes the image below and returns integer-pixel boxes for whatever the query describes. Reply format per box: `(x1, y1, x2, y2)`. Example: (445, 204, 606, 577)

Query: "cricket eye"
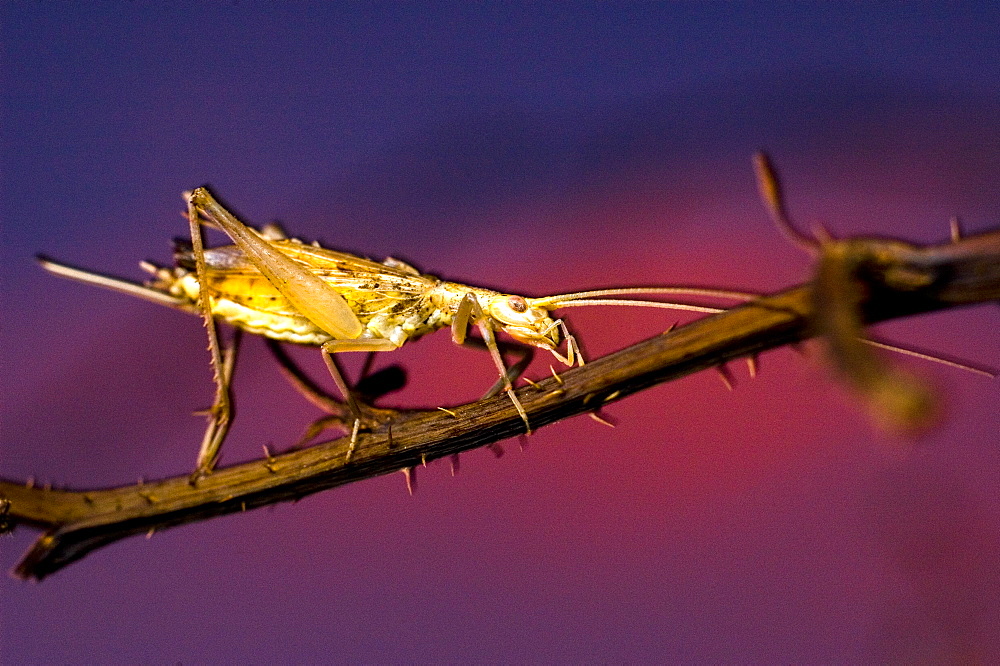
(507, 296, 527, 313)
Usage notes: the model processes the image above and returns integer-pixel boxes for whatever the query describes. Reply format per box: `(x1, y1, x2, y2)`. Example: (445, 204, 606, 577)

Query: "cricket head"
(488, 294, 564, 353)
(479, 285, 752, 369)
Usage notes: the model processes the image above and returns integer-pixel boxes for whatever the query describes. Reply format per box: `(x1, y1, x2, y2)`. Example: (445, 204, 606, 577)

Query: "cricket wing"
(272, 241, 437, 290)
(191, 188, 364, 339)
(187, 238, 439, 322)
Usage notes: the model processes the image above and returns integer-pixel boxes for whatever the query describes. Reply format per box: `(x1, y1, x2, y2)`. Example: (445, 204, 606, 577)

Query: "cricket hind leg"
(191, 327, 242, 478)
(187, 198, 242, 479)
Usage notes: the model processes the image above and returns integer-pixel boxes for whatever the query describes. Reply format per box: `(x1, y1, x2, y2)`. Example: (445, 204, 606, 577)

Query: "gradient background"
(3, 3, 999, 662)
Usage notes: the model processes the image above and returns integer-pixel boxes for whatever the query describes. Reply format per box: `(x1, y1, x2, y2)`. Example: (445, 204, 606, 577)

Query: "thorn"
(522, 377, 541, 389)
(260, 223, 286, 240)
(241, 502, 247, 512)
(715, 364, 735, 391)
(518, 434, 528, 451)
(487, 442, 505, 459)
(146, 528, 156, 539)
(950, 216, 962, 243)
(25, 476, 34, 489)
(402, 467, 416, 495)
(664, 321, 678, 334)
(437, 406, 458, 418)
(549, 365, 564, 385)
(345, 419, 361, 463)
(746, 354, 758, 378)
(421, 453, 428, 468)
(604, 390, 621, 402)
(589, 411, 616, 428)
(262, 444, 273, 459)
(387, 424, 395, 449)
(450, 454, 460, 476)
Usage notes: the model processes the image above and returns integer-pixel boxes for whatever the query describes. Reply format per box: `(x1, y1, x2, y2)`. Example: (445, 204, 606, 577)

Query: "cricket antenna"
(753, 152, 823, 253)
(862, 338, 996, 378)
(532, 286, 757, 312)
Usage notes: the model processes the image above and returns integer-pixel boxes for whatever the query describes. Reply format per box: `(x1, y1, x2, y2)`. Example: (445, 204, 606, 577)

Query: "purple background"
(3, 4, 999, 662)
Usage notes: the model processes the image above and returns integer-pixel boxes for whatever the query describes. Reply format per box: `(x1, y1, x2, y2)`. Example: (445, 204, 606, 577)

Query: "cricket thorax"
(432, 282, 562, 351)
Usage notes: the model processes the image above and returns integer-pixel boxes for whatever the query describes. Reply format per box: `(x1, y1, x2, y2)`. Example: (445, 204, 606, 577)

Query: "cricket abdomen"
(211, 298, 333, 345)
(168, 272, 333, 345)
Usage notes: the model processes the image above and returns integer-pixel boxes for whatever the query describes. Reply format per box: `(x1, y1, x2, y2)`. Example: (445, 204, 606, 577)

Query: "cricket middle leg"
(319, 338, 402, 458)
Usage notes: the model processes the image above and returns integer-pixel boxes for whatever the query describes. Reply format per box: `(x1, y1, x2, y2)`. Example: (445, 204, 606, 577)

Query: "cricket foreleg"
(453, 293, 532, 434)
(457, 336, 535, 399)
(562, 321, 584, 367)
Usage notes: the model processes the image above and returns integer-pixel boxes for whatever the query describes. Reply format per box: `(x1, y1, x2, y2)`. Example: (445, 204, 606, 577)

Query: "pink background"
(3, 4, 999, 662)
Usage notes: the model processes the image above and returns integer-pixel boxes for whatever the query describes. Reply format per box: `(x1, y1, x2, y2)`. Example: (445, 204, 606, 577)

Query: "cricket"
(39, 187, 756, 476)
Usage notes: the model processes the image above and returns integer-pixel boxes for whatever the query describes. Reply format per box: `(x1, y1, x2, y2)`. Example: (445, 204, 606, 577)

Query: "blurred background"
(2, 3, 999, 662)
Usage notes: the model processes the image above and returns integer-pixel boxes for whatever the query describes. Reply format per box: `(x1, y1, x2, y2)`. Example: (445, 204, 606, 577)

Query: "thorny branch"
(3, 226, 1000, 581)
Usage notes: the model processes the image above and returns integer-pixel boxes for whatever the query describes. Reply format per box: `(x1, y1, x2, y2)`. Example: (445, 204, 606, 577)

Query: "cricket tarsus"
(190, 329, 241, 480)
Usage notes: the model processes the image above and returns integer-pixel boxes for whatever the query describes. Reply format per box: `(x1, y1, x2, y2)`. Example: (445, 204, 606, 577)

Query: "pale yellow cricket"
(40, 187, 755, 476)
